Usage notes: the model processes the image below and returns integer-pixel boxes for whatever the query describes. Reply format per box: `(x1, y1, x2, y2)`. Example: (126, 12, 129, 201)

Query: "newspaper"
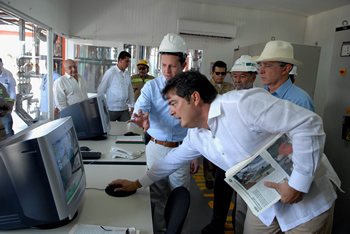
(224, 133, 327, 217)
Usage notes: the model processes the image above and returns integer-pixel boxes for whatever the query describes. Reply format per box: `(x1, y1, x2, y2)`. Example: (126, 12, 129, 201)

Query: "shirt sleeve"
(97, 70, 111, 95)
(139, 130, 202, 187)
(53, 79, 68, 110)
(128, 77, 135, 108)
(238, 90, 325, 193)
(7, 71, 16, 100)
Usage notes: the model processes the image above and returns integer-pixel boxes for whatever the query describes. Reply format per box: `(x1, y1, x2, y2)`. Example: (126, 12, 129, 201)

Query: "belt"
(150, 136, 182, 148)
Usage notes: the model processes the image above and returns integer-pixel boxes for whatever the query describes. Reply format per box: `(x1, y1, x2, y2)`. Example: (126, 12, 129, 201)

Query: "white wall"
(0, 0, 71, 35)
(70, 0, 307, 79)
(305, 4, 350, 117)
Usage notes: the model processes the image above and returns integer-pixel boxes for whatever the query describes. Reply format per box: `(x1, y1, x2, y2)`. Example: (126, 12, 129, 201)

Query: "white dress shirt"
(139, 88, 338, 231)
(97, 65, 134, 111)
(53, 73, 88, 110)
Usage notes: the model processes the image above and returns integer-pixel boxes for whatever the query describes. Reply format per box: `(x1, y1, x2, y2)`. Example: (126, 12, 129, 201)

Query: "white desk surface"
(1, 164, 153, 233)
(80, 122, 147, 165)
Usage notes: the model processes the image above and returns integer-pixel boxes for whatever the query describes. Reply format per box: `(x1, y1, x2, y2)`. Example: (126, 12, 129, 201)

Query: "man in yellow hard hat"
(131, 59, 155, 101)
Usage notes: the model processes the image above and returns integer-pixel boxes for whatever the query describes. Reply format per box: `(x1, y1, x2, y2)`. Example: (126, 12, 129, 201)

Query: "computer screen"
(59, 94, 111, 140)
(52, 127, 83, 201)
(0, 117, 86, 230)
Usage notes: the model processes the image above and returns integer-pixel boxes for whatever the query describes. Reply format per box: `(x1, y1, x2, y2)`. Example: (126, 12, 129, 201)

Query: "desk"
(0, 164, 153, 233)
(80, 122, 147, 165)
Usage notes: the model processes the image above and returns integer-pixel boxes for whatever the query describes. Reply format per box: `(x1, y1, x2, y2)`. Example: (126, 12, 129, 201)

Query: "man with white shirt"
(98, 51, 134, 121)
(112, 71, 339, 234)
(53, 59, 88, 111)
(203, 55, 258, 234)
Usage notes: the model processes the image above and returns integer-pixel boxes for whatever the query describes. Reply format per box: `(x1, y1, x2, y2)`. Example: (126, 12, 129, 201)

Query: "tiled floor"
(190, 159, 235, 233)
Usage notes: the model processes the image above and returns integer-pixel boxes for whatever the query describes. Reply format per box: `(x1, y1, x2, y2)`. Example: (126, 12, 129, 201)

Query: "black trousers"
(210, 167, 236, 230)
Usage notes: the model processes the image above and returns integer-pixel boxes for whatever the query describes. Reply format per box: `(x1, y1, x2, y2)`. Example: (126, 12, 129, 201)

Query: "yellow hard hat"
(137, 59, 149, 69)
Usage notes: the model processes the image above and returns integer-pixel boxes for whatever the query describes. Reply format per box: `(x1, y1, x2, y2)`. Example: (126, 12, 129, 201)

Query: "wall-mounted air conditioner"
(177, 19, 236, 40)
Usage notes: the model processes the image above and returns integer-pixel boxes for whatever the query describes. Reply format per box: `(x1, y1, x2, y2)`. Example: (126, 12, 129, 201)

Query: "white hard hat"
(289, 66, 297, 75)
(159, 33, 187, 58)
(230, 55, 258, 72)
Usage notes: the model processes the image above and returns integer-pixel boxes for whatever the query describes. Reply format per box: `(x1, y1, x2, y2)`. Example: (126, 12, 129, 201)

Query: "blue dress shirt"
(264, 78, 315, 112)
(133, 76, 188, 142)
(40, 71, 61, 112)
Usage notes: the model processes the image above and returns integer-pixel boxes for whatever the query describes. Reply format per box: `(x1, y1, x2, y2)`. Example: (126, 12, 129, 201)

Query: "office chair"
(164, 186, 191, 234)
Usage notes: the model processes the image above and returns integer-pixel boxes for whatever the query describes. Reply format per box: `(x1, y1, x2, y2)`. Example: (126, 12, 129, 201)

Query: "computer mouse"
(124, 132, 140, 136)
(105, 184, 136, 197)
(80, 146, 90, 151)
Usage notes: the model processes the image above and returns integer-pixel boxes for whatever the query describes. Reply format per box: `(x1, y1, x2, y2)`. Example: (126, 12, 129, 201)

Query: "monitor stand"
(32, 211, 78, 229)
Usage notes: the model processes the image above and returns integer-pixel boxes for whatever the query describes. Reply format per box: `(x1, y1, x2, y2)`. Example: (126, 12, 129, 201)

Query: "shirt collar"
(64, 73, 75, 79)
(205, 94, 221, 135)
(264, 78, 293, 98)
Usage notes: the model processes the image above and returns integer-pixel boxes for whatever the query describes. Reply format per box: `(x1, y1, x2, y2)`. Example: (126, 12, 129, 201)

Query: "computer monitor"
(59, 94, 111, 140)
(0, 117, 86, 230)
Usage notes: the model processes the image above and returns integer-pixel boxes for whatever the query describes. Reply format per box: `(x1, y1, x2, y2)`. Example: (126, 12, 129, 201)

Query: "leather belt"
(150, 136, 182, 148)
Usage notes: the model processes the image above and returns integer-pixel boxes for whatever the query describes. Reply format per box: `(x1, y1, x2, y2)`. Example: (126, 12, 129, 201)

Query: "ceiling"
(187, 0, 350, 17)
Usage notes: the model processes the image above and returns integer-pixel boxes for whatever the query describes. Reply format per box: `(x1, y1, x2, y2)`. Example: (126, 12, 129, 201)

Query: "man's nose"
(169, 107, 175, 115)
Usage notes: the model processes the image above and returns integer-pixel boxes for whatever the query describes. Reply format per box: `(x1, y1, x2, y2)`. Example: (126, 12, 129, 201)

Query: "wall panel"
(70, 0, 306, 78)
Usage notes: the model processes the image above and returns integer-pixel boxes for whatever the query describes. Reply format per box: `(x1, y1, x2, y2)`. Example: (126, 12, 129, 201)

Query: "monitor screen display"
(52, 127, 83, 202)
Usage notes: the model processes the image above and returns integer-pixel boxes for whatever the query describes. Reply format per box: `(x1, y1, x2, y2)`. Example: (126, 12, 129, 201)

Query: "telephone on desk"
(110, 147, 144, 160)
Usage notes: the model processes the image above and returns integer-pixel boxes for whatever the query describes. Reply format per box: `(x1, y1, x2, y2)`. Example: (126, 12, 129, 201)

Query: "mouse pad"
(105, 185, 137, 197)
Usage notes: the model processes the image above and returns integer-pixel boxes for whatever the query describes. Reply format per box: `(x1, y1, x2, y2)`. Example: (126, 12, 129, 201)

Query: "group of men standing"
(4, 32, 340, 234)
(108, 34, 340, 234)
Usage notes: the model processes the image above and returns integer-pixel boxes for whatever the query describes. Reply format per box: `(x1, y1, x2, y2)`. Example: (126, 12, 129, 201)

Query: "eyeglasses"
(138, 67, 146, 70)
(215, 72, 226, 76)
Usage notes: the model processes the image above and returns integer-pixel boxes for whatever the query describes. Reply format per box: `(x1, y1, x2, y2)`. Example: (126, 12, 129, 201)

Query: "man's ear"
(251, 74, 257, 83)
(282, 64, 293, 75)
(191, 91, 201, 106)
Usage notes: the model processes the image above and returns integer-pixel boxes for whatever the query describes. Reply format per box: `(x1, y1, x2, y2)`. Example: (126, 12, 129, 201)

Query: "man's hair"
(118, 51, 131, 61)
(160, 52, 186, 66)
(0, 58, 2, 63)
(279, 62, 293, 73)
(162, 71, 218, 104)
(212, 60, 227, 72)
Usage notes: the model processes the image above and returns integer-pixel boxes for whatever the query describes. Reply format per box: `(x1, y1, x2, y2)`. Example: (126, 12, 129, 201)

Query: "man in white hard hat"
(230, 55, 258, 90)
(127, 33, 199, 233)
(251, 40, 314, 111)
(98, 51, 134, 121)
(202, 55, 258, 234)
(131, 59, 155, 102)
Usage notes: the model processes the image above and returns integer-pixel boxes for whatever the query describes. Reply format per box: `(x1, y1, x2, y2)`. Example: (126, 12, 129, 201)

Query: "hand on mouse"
(108, 179, 141, 192)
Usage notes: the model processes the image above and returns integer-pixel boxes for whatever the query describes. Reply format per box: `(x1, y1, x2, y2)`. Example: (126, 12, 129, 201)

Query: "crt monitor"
(59, 94, 111, 140)
(0, 117, 86, 230)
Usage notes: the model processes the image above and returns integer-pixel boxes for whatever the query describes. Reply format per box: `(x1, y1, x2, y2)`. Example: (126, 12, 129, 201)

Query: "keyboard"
(81, 151, 102, 160)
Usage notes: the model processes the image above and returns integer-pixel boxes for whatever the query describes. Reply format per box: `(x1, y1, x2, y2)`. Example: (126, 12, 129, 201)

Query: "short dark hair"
(118, 51, 131, 61)
(161, 71, 218, 104)
(0, 58, 2, 63)
(160, 52, 187, 65)
(279, 62, 293, 73)
(212, 61, 227, 72)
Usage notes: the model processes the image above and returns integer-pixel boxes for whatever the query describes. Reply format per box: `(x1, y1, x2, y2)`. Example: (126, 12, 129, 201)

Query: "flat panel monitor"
(59, 94, 111, 140)
(0, 117, 86, 230)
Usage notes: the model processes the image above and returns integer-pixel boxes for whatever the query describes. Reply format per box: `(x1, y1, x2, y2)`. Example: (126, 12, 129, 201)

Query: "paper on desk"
(69, 223, 140, 234)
